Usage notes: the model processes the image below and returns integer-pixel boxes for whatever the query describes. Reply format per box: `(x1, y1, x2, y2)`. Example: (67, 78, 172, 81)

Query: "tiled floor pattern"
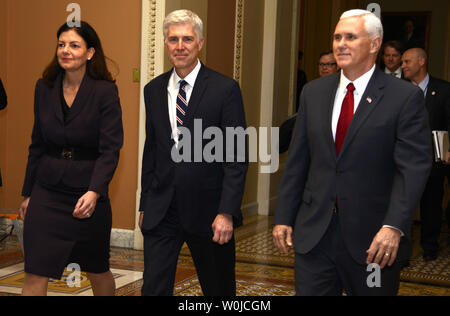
(0, 216, 449, 296)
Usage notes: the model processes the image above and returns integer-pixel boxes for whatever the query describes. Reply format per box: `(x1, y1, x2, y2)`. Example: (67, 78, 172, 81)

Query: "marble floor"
(0, 216, 449, 296)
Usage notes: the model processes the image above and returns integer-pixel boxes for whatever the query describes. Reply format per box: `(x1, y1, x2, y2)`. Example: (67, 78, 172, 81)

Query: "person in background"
(19, 21, 123, 296)
(402, 47, 450, 261)
(382, 41, 404, 79)
(318, 51, 339, 78)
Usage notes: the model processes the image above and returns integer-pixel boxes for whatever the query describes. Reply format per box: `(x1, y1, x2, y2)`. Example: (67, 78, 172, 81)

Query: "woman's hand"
(73, 191, 100, 219)
(19, 197, 30, 221)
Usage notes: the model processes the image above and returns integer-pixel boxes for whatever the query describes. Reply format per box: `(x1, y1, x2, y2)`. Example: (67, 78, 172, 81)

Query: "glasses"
(318, 63, 337, 68)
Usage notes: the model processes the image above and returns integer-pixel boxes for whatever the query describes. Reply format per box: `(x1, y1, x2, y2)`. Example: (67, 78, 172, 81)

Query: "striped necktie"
(176, 80, 188, 127)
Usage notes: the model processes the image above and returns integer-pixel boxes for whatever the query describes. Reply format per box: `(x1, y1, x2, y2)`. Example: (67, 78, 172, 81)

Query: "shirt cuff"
(383, 225, 405, 237)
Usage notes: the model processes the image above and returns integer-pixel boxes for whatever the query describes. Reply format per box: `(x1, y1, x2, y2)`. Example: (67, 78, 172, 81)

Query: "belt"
(46, 146, 99, 161)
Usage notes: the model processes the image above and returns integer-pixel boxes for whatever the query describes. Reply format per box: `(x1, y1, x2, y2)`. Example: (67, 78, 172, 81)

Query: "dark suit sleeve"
(444, 82, 450, 139)
(139, 84, 156, 212)
(0, 79, 6, 110)
(88, 83, 123, 197)
(274, 87, 310, 227)
(218, 80, 249, 223)
(383, 88, 432, 234)
(22, 81, 46, 196)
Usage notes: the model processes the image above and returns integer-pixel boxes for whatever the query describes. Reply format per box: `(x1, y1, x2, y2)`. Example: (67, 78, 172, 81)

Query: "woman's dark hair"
(42, 21, 116, 86)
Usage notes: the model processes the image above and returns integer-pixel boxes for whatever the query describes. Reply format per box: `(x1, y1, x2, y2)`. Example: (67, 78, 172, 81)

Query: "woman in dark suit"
(0, 78, 6, 187)
(19, 21, 123, 296)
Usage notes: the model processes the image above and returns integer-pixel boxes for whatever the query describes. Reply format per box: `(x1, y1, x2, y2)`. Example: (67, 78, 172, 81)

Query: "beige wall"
(206, 0, 236, 79)
(0, 0, 141, 230)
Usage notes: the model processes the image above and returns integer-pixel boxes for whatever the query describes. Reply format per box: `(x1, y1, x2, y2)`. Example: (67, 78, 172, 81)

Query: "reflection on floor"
(0, 216, 449, 296)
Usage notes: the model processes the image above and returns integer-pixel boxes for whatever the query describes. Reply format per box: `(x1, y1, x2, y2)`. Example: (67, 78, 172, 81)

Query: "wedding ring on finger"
(385, 253, 390, 257)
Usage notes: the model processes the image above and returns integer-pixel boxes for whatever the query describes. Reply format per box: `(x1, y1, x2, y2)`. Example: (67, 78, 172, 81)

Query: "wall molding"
(257, 0, 278, 216)
(111, 229, 135, 249)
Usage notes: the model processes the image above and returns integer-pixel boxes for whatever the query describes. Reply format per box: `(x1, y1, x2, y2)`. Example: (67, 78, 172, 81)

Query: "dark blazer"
(22, 73, 123, 198)
(274, 68, 432, 264)
(139, 64, 248, 234)
(0, 79, 6, 110)
(425, 76, 450, 133)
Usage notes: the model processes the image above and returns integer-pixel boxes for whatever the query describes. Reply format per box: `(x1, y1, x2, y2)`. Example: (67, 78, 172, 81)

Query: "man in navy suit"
(139, 10, 248, 296)
(273, 10, 432, 296)
(402, 48, 450, 261)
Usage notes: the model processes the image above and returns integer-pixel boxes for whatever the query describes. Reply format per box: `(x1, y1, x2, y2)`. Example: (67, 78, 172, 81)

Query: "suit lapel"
(52, 73, 64, 124)
(325, 74, 340, 159)
(159, 70, 173, 140)
(425, 77, 436, 113)
(338, 68, 385, 158)
(184, 64, 208, 127)
(65, 73, 95, 124)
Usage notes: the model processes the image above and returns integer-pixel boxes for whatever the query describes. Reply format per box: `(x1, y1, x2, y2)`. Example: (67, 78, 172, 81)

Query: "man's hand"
(212, 214, 234, 245)
(273, 225, 293, 255)
(366, 227, 401, 269)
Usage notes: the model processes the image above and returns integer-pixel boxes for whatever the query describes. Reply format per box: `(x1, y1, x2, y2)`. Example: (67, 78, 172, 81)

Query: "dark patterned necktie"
(335, 83, 355, 155)
(176, 80, 188, 127)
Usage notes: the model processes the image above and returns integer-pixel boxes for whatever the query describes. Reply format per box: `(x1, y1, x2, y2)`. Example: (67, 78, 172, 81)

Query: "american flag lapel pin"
(366, 97, 373, 104)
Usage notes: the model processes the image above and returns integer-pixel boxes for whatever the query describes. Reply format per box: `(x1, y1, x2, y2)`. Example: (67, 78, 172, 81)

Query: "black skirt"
(23, 183, 112, 279)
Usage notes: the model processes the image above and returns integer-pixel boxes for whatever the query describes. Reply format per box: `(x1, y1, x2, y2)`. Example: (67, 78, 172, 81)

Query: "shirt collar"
(416, 74, 430, 93)
(385, 67, 402, 76)
(169, 59, 202, 90)
(339, 65, 376, 96)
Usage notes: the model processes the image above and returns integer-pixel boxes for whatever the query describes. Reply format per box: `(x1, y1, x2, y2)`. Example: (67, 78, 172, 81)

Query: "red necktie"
(335, 83, 355, 155)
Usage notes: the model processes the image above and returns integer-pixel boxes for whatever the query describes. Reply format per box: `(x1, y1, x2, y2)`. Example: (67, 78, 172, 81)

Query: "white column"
(257, 0, 277, 216)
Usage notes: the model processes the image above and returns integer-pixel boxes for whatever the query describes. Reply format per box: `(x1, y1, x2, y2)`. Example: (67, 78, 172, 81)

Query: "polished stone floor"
(0, 216, 449, 296)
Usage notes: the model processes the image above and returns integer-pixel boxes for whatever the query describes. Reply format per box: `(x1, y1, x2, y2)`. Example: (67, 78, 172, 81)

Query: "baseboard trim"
(111, 228, 135, 249)
(242, 202, 259, 218)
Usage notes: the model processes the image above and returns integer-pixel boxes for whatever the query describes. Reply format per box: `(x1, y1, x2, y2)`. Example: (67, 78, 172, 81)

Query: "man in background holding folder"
(402, 48, 450, 261)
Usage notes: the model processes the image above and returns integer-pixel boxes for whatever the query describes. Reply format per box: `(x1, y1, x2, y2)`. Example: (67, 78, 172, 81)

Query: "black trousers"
(141, 202, 236, 296)
(420, 163, 450, 254)
(295, 213, 402, 296)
